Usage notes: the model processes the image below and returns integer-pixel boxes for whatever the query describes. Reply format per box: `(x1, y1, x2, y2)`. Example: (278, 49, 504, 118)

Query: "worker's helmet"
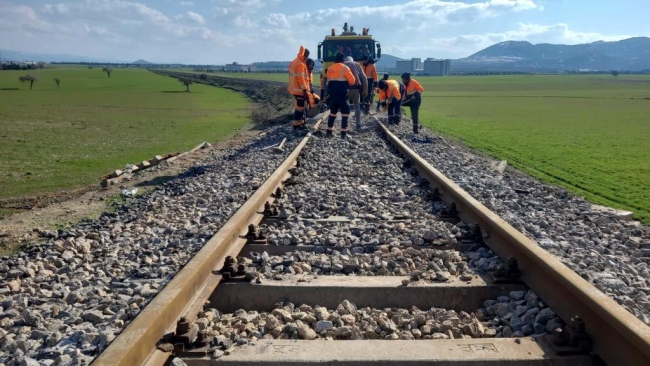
(401, 72, 411, 81)
(382, 73, 389, 80)
(378, 79, 388, 90)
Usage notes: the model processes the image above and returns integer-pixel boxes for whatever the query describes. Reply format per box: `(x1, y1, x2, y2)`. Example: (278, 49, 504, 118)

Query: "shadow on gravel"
(134, 175, 180, 187)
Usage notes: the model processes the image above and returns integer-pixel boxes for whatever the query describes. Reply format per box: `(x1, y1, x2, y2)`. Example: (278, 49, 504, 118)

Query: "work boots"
(413, 124, 419, 134)
(340, 131, 347, 139)
(325, 130, 334, 138)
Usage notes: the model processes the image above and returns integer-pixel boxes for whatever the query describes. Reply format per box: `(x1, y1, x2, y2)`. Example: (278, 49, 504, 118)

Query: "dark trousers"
(403, 99, 421, 132)
(387, 97, 401, 124)
(293, 95, 306, 126)
(327, 94, 350, 132)
(362, 79, 374, 113)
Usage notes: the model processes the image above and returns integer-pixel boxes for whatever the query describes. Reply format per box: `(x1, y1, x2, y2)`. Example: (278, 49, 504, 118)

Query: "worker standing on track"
(360, 55, 378, 115)
(287, 46, 314, 131)
(401, 72, 424, 134)
(326, 53, 356, 138)
(344, 56, 367, 131)
(378, 78, 405, 125)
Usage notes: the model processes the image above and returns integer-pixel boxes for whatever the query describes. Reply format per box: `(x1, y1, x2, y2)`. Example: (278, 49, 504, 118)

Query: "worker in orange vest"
(360, 54, 378, 114)
(377, 79, 405, 125)
(287, 46, 314, 131)
(325, 53, 356, 138)
(401, 72, 425, 134)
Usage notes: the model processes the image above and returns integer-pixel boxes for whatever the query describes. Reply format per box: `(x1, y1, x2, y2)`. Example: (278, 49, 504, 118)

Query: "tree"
(18, 74, 38, 89)
(611, 70, 620, 77)
(54, 78, 61, 89)
(102, 67, 113, 78)
(178, 78, 193, 92)
(88, 66, 93, 70)
(37, 61, 46, 69)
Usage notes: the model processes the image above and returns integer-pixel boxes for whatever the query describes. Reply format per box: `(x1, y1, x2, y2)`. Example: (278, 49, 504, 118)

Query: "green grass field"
(169, 69, 289, 83)
(410, 75, 650, 223)
(0, 67, 251, 201)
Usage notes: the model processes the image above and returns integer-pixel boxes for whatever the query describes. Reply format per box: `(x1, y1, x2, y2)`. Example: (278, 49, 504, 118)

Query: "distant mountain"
(375, 54, 404, 71)
(453, 37, 650, 72)
(0, 49, 128, 64)
(132, 59, 152, 65)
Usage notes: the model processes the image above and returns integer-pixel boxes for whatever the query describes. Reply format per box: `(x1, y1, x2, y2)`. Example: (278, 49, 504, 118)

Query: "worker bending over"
(378, 78, 405, 125)
(401, 72, 424, 134)
(287, 46, 315, 131)
(376, 73, 390, 111)
(326, 53, 356, 138)
(360, 55, 378, 114)
(344, 56, 367, 131)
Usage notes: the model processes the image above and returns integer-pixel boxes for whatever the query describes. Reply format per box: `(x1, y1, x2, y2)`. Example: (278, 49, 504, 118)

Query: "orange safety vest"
(379, 79, 402, 103)
(287, 46, 310, 96)
(326, 63, 355, 84)
(361, 62, 378, 80)
(404, 78, 424, 96)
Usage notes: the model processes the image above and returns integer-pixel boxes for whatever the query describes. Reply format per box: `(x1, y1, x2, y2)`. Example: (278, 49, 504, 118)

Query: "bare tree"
(102, 67, 113, 78)
(88, 66, 93, 70)
(18, 74, 38, 89)
(611, 70, 620, 77)
(178, 78, 193, 92)
(54, 78, 61, 89)
(36, 61, 46, 69)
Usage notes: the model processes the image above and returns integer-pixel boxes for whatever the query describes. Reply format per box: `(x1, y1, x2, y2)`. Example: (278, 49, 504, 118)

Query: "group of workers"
(287, 46, 424, 138)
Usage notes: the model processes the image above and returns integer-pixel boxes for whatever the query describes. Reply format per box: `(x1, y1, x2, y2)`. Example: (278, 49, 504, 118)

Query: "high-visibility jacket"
(361, 62, 378, 81)
(287, 46, 310, 96)
(326, 62, 356, 96)
(379, 80, 402, 103)
(404, 78, 424, 98)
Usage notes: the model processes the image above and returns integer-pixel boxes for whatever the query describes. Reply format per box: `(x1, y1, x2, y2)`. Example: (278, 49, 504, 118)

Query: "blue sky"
(1, 0, 647, 64)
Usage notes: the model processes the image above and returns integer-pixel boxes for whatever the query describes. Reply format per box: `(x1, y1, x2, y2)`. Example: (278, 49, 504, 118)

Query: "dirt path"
(0, 124, 270, 253)
(1, 71, 296, 254)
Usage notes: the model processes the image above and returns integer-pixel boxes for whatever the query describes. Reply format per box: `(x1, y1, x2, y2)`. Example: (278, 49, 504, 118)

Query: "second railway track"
(91, 111, 650, 366)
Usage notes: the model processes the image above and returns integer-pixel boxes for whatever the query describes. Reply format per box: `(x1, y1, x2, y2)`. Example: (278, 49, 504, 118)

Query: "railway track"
(88, 111, 650, 366)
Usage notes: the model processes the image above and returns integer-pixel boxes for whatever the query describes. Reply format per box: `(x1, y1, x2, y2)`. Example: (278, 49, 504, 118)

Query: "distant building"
(423, 58, 451, 76)
(412, 58, 422, 71)
(224, 62, 256, 72)
(395, 58, 421, 74)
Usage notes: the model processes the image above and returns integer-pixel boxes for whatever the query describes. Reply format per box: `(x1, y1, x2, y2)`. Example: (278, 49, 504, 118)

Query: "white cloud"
(421, 23, 632, 58)
(0, 0, 638, 64)
(281, 0, 539, 28)
(186, 11, 204, 24)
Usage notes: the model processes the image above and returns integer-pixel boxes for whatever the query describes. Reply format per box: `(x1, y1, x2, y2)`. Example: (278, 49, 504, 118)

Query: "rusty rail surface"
(93, 119, 323, 366)
(378, 121, 650, 366)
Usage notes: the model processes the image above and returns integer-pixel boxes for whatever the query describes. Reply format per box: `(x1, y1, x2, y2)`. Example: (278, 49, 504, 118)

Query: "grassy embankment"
(0, 67, 251, 208)
(410, 75, 650, 223)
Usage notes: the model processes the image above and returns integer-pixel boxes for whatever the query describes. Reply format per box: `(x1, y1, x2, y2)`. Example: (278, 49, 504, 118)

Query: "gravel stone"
(385, 116, 650, 325)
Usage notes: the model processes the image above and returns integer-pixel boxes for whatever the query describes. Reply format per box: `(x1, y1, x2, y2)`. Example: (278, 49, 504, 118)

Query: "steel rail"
(93, 119, 323, 366)
(378, 121, 650, 366)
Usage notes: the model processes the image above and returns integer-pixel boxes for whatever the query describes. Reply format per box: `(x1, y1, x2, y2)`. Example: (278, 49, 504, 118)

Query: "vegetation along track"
(1, 74, 648, 366)
(89, 108, 650, 365)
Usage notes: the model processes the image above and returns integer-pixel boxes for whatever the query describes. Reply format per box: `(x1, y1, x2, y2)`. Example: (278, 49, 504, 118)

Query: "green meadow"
(410, 75, 650, 223)
(0, 67, 251, 201)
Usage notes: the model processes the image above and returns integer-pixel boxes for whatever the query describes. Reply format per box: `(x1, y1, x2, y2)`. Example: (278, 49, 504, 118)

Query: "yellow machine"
(317, 23, 381, 101)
